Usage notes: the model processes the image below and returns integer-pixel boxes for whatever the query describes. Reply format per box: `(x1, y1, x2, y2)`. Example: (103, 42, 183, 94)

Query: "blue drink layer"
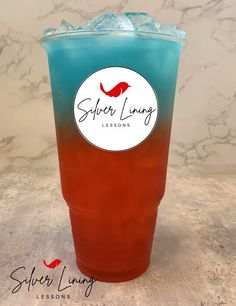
(43, 35, 182, 128)
(41, 12, 185, 128)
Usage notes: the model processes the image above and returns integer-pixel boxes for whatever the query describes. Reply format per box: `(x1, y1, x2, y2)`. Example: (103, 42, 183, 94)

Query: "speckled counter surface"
(0, 166, 235, 306)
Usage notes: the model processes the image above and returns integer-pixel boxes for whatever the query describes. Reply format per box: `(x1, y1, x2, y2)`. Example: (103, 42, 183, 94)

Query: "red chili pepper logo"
(43, 259, 61, 269)
(100, 82, 131, 97)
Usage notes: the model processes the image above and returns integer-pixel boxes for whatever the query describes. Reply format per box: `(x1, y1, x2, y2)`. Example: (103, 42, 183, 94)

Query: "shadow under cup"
(41, 31, 184, 282)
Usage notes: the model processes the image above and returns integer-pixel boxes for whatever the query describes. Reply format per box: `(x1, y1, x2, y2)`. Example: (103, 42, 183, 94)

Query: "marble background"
(0, 0, 236, 170)
(1, 2, 236, 305)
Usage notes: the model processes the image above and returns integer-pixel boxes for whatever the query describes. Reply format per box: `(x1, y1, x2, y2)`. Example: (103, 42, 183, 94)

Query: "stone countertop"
(0, 166, 235, 306)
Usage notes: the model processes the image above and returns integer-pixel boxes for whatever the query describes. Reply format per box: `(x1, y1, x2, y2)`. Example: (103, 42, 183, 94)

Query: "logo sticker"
(74, 67, 159, 151)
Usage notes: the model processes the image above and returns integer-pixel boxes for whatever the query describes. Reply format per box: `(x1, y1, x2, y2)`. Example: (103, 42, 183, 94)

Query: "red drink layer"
(57, 122, 170, 281)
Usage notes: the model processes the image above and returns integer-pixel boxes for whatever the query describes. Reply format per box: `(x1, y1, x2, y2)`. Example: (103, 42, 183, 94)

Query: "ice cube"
(43, 28, 56, 36)
(159, 24, 186, 39)
(154, 21, 161, 31)
(78, 13, 134, 31)
(124, 12, 154, 25)
(114, 14, 134, 31)
(159, 24, 175, 35)
(77, 14, 114, 30)
(124, 12, 161, 33)
(134, 22, 160, 33)
(55, 19, 74, 33)
(176, 29, 186, 39)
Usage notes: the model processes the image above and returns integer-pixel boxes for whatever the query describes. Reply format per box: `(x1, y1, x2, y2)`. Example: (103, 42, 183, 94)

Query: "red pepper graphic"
(43, 259, 61, 269)
(100, 82, 131, 97)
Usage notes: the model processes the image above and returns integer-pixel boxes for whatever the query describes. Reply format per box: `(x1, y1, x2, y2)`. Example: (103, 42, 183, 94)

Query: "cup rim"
(40, 30, 186, 46)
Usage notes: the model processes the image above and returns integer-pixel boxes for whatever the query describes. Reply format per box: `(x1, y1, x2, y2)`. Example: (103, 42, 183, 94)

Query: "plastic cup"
(41, 30, 184, 282)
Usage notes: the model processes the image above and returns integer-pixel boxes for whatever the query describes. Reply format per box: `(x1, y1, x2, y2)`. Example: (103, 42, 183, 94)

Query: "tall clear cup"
(41, 29, 185, 282)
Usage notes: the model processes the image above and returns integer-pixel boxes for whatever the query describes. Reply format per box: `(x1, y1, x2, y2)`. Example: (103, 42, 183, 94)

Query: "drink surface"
(42, 12, 185, 280)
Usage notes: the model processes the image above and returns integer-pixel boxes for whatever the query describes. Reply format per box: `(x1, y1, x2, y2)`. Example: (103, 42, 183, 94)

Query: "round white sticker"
(74, 67, 158, 151)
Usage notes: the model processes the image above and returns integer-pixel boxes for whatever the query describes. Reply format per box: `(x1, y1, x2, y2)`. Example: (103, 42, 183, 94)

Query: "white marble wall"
(0, 0, 236, 170)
